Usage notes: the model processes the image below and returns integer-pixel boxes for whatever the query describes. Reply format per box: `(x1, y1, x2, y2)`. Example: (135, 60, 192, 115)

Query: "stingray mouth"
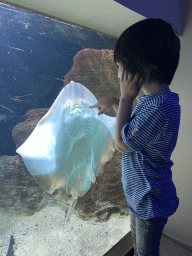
(70, 104, 83, 115)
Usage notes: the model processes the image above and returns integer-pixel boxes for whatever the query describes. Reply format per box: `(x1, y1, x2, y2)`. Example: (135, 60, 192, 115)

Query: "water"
(0, 3, 130, 255)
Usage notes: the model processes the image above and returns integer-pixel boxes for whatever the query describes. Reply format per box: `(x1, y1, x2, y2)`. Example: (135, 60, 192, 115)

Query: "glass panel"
(0, 3, 131, 255)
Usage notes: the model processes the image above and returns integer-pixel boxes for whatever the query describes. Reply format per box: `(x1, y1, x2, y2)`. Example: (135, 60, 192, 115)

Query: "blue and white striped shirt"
(121, 91, 180, 220)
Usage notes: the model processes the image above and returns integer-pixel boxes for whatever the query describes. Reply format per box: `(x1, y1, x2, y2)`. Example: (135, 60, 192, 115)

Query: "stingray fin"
(47, 176, 66, 194)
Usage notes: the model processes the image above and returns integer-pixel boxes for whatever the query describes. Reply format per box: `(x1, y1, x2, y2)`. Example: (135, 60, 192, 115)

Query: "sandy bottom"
(0, 206, 130, 256)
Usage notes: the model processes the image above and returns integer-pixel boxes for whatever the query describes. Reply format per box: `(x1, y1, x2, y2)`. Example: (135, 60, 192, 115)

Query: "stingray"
(16, 81, 116, 222)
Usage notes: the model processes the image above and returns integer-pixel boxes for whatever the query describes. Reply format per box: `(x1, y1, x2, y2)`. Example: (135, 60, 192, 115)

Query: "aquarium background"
(0, 2, 117, 156)
(0, 2, 136, 255)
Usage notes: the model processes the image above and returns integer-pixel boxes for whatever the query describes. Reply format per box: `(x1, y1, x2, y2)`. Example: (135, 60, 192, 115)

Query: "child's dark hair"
(114, 18, 180, 85)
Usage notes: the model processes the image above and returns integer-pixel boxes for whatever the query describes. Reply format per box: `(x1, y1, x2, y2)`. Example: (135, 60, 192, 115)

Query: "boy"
(89, 18, 181, 256)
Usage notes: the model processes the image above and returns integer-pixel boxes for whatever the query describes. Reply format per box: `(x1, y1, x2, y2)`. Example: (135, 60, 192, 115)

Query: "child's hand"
(120, 66, 143, 100)
(89, 96, 115, 115)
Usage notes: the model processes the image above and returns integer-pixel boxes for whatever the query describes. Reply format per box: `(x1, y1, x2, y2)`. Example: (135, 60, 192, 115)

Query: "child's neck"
(141, 82, 170, 96)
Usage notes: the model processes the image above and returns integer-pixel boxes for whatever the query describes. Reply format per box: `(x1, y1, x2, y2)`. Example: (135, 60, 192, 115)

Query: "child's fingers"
(89, 103, 105, 115)
(133, 72, 141, 83)
(98, 106, 107, 115)
(89, 103, 99, 108)
(98, 107, 104, 115)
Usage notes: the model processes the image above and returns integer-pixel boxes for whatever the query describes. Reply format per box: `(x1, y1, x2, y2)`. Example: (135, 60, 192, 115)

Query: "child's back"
(121, 90, 180, 220)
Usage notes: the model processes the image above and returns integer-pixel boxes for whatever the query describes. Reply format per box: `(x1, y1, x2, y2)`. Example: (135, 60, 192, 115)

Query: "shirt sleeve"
(121, 106, 166, 152)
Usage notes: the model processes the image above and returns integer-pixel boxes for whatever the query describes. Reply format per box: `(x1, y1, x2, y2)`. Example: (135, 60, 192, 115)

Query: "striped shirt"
(121, 91, 180, 220)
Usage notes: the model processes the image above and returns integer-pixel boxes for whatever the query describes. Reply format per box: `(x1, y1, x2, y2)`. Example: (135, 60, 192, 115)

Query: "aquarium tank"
(0, 2, 133, 255)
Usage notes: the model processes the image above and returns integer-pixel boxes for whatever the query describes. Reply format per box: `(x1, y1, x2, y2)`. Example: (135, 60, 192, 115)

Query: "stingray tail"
(65, 197, 77, 223)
